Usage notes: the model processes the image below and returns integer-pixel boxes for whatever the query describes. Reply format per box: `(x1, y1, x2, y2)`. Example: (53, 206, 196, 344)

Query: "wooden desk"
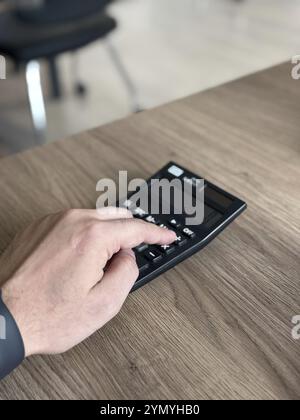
(0, 63, 299, 400)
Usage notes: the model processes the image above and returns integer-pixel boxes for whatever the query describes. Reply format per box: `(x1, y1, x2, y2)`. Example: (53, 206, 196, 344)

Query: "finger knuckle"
(130, 218, 148, 241)
(62, 208, 80, 221)
(84, 220, 101, 240)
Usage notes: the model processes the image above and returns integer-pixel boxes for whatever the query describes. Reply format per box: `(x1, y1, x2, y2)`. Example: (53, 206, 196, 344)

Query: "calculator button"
(174, 235, 188, 247)
(132, 207, 147, 218)
(145, 215, 160, 225)
(158, 244, 176, 255)
(136, 254, 149, 272)
(144, 249, 163, 263)
(135, 243, 148, 253)
(158, 223, 168, 229)
(121, 199, 133, 209)
(182, 227, 196, 239)
(168, 218, 182, 229)
(168, 165, 184, 177)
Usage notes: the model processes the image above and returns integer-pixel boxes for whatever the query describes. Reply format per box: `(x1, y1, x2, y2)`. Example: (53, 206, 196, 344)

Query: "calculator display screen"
(205, 186, 233, 209)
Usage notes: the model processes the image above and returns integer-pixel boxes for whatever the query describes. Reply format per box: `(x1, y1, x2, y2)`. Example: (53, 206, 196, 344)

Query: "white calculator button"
(182, 227, 196, 238)
(168, 165, 184, 177)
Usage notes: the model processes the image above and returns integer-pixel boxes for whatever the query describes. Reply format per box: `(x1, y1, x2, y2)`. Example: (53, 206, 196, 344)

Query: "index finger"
(105, 218, 177, 252)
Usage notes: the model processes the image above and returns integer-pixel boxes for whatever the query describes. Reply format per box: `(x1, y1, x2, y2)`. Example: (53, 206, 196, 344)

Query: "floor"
(1, 0, 300, 154)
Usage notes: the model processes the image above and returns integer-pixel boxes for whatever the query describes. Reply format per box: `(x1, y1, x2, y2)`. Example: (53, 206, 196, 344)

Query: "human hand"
(0, 208, 176, 357)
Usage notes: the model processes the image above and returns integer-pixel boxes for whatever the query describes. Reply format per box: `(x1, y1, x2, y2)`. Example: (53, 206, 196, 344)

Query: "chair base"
(48, 56, 63, 99)
(23, 38, 142, 141)
(105, 39, 142, 113)
(25, 61, 47, 143)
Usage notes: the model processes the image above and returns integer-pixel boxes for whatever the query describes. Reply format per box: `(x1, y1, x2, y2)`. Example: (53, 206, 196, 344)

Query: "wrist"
(1, 282, 35, 358)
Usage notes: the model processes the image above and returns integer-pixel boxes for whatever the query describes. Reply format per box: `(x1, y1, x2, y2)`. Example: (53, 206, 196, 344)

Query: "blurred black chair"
(0, 0, 140, 139)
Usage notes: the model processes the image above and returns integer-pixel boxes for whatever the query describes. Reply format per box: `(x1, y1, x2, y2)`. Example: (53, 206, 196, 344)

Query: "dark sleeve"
(0, 291, 25, 380)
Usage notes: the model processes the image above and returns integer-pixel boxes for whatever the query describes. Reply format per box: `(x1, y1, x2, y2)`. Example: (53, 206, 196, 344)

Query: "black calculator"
(120, 162, 247, 292)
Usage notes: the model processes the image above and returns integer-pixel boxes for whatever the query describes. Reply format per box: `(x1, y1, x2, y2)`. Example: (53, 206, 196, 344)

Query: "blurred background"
(0, 0, 300, 156)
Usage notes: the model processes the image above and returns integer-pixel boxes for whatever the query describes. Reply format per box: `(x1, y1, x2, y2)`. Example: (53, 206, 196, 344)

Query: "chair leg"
(105, 39, 142, 113)
(25, 61, 47, 142)
(71, 52, 88, 97)
(48, 56, 63, 99)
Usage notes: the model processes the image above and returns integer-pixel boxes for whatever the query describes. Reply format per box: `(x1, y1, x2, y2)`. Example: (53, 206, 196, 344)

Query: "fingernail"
(167, 230, 177, 240)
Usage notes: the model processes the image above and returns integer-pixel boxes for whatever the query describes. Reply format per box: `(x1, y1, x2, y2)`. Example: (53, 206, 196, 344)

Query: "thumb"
(90, 249, 138, 311)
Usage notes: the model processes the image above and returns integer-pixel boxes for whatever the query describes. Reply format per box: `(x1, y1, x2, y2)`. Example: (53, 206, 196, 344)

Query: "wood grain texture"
(0, 62, 299, 400)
